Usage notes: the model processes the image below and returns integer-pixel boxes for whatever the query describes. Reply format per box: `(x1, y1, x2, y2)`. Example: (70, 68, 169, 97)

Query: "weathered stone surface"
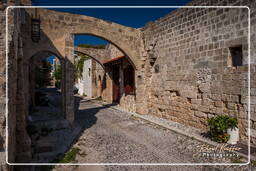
(75, 46, 110, 65)
(194, 111, 207, 118)
(1, 0, 256, 165)
(142, 1, 256, 145)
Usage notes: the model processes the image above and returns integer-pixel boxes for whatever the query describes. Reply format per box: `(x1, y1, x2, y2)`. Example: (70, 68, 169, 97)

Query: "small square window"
(229, 45, 243, 67)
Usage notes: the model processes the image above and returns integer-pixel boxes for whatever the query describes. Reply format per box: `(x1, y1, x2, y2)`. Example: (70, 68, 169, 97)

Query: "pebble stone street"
(51, 99, 252, 171)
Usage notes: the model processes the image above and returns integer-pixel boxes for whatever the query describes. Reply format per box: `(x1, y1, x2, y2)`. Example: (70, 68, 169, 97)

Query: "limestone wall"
(1, 0, 33, 165)
(107, 44, 124, 59)
(0, 1, 7, 154)
(142, 0, 256, 144)
(2, 0, 256, 164)
(0, 2, 7, 167)
(1, 0, 21, 164)
(94, 61, 105, 97)
(82, 59, 93, 97)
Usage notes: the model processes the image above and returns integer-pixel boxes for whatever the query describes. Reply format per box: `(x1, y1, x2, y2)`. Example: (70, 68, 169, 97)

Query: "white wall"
(78, 59, 92, 97)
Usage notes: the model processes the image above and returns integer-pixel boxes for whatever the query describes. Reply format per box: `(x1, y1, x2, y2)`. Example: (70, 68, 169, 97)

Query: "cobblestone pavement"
(53, 99, 254, 171)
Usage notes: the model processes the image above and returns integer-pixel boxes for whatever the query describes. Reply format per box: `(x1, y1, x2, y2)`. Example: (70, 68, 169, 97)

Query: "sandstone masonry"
(0, 0, 256, 165)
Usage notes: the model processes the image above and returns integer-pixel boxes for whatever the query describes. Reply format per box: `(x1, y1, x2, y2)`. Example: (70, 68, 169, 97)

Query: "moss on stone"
(52, 147, 80, 163)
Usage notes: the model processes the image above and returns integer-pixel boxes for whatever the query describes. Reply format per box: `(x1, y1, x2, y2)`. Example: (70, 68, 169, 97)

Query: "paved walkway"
(52, 99, 252, 171)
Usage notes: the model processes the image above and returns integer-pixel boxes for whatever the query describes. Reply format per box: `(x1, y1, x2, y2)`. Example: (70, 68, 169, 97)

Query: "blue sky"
(33, 0, 191, 63)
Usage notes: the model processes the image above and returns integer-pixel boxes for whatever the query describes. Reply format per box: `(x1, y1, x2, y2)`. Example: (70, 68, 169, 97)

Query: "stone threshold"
(89, 98, 255, 161)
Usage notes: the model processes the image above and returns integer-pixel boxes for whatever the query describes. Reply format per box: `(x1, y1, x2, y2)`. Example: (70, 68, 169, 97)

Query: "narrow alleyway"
(50, 99, 249, 171)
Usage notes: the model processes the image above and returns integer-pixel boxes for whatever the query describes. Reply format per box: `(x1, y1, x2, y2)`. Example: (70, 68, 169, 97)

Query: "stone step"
(34, 142, 55, 153)
(28, 119, 71, 135)
(33, 151, 60, 163)
(33, 123, 83, 163)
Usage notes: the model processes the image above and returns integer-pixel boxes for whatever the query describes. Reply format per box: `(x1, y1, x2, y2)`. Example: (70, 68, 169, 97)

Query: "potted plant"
(227, 117, 239, 144)
(208, 115, 230, 143)
(207, 115, 239, 144)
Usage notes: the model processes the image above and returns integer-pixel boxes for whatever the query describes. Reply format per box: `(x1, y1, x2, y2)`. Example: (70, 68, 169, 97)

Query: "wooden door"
(112, 65, 120, 103)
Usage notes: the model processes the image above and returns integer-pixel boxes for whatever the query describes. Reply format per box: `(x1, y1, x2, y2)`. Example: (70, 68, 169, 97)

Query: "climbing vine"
(74, 44, 105, 82)
(74, 55, 90, 82)
(53, 64, 62, 88)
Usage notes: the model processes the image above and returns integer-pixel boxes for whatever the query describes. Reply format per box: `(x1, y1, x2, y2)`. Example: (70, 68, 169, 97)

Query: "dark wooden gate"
(112, 65, 120, 103)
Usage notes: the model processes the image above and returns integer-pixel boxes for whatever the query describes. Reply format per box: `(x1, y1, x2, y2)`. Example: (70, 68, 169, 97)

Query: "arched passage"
(12, 7, 146, 163)
(74, 48, 106, 69)
(74, 34, 138, 70)
(22, 8, 144, 122)
(29, 51, 65, 118)
(26, 49, 75, 125)
(24, 8, 143, 69)
(74, 49, 110, 100)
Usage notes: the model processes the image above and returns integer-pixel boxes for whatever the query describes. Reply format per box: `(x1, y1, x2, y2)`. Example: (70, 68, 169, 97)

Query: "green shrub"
(52, 147, 80, 163)
(95, 96, 102, 101)
(207, 115, 237, 143)
(74, 55, 90, 81)
(227, 117, 238, 130)
(55, 80, 61, 89)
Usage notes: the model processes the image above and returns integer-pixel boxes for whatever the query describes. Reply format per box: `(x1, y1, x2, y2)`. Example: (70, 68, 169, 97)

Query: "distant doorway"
(112, 65, 120, 103)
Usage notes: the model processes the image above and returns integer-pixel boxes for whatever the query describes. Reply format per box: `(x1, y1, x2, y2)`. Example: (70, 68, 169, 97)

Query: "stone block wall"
(0, 1, 7, 154)
(93, 61, 105, 98)
(1, 1, 20, 164)
(106, 44, 124, 59)
(1, 0, 33, 165)
(141, 0, 256, 145)
(2, 0, 256, 164)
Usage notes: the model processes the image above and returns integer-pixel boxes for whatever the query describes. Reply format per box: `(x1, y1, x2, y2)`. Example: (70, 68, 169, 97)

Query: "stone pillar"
(29, 58, 36, 107)
(91, 60, 97, 98)
(105, 67, 113, 103)
(60, 59, 65, 117)
(64, 34, 75, 124)
(119, 62, 124, 99)
(15, 54, 31, 163)
(6, 37, 16, 164)
(23, 59, 30, 118)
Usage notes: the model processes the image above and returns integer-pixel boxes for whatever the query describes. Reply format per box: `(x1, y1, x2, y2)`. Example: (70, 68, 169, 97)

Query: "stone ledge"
(90, 98, 255, 161)
(129, 113, 254, 161)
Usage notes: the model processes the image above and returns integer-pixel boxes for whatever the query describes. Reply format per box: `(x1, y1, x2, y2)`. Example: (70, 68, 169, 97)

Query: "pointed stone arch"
(28, 50, 68, 120)
(74, 47, 107, 69)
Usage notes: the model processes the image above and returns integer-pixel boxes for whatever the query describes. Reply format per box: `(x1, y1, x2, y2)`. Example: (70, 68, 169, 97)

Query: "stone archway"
(14, 8, 146, 162)
(22, 8, 144, 119)
(26, 49, 74, 122)
(74, 47, 113, 101)
(74, 46, 107, 69)
(29, 51, 65, 117)
(23, 8, 143, 70)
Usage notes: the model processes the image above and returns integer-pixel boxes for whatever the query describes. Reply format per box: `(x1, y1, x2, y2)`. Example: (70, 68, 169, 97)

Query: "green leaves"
(207, 115, 238, 143)
(53, 64, 62, 88)
(74, 55, 90, 81)
(227, 117, 238, 130)
(53, 64, 62, 81)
